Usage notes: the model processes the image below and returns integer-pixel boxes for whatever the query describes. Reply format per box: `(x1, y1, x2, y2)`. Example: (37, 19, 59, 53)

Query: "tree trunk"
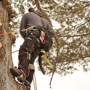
(0, 1, 26, 90)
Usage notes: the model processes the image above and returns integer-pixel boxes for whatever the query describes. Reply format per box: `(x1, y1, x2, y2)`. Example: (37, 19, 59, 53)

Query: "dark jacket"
(20, 9, 55, 39)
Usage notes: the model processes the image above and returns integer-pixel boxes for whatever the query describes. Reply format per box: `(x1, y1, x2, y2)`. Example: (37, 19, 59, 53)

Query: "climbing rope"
(0, 31, 15, 36)
(12, 50, 19, 53)
(33, 72, 37, 90)
(0, 31, 15, 48)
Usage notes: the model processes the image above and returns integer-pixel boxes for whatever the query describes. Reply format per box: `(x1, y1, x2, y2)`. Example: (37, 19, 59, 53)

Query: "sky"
(12, 36, 90, 90)
(34, 69, 90, 90)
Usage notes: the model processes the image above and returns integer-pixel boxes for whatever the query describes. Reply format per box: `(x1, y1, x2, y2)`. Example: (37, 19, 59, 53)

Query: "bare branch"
(35, 0, 52, 26)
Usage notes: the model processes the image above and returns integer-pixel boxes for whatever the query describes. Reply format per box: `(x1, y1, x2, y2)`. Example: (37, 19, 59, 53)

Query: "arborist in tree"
(10, 8, 55, 90)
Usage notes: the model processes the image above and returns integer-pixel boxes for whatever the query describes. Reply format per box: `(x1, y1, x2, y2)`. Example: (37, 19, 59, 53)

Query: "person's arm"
(20, 15, 27, 39)
(47, 23, 55, 38)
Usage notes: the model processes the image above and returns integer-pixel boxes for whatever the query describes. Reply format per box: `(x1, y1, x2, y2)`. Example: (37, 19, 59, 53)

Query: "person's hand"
(24, 26, 34, 32)
(27, 26, 34, 31)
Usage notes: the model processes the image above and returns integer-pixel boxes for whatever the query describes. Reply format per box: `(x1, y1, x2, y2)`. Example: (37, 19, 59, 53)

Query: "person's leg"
(10, 37, 36, 90)
(10, 37, 35, 78)
(18, 37, 35, 73)
(26, 50, 39, 84)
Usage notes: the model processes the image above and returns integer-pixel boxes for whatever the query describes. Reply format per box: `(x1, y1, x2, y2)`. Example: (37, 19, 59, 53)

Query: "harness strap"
(19, 52, 31, 60)
(26, 64, 35, 77)
(25, 37, 32, 40)
(28, 64, 35, 70)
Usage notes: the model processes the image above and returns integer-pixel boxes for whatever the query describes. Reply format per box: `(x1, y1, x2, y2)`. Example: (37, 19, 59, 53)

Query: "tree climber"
(10, 8, 55, 90)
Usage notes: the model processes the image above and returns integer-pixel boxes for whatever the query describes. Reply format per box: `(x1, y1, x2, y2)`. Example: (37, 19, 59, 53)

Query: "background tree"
(0, 0, 90, 90)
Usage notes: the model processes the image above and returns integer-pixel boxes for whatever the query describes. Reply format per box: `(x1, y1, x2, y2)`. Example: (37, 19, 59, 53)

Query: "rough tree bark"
(0, 1, 27, 90)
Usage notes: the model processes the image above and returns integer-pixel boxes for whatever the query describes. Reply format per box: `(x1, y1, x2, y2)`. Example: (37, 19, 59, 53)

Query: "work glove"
(41, 50, 53, 66)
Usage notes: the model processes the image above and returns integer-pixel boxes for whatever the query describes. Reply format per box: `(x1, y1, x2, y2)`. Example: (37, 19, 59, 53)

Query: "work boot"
(10, 67, 26, 83)
(26, 85, 30, 90)
(24, 80, 31, 90)
(10, 67, 31, 90)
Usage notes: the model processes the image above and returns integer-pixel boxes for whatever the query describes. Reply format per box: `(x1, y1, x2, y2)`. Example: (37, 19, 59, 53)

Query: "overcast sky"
(34, 68, 90, 90)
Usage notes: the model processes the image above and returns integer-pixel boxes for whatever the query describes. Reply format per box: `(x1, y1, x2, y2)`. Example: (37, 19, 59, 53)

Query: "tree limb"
(35, 0, 52, 26)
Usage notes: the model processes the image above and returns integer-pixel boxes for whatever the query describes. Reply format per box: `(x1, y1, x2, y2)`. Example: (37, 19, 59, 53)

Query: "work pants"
(18, 30, 40, 83)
